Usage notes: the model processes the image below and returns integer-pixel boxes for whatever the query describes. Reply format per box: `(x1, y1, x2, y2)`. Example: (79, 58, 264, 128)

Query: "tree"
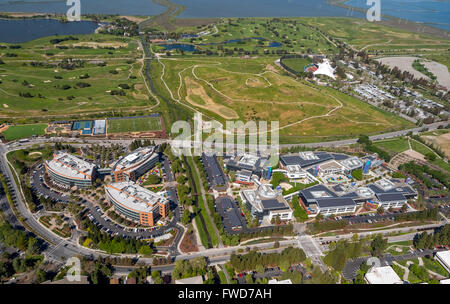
(36, 268, 48, 283)
(370, 235, 387, 257)
(181, 209, 191, 225)
(377, 206, 385, 215)
(425, 153, 436, 162)
(245, 273, 253, 284)
(256, 264, 265, 274)
(280, 259, 290, 272)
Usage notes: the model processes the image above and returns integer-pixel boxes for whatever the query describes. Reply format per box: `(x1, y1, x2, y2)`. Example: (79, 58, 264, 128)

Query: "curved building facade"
(105, 182, 169, 226)
(111, 147, 159, 182)
(45, 152, 96, 189)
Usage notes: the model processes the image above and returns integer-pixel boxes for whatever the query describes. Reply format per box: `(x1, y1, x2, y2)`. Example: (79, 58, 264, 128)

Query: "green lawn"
(411, 139, 450, 172)
(218, 270, 228, 284)
(107, 117, 162, 134)
(422, 257, 449, 277)
(374, 138, 410, 155)
(1, 124, 47, 141)
(282, 57, 313, 73)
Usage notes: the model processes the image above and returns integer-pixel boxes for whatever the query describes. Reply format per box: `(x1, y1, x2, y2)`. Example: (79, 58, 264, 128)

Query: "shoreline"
(1, 0, 449, 39)
(327, 0, 449, 39)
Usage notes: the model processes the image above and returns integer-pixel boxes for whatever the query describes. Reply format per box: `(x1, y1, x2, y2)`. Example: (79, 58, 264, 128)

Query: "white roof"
(440, 278, 450, 284)
(365, 266, 403, 284)
(436, 250, 450, 266)
(46, 151, 95, 180)
(105, 182, 167, 213)
(268, 279, 292, 284)
(175, 276, 204, 284)
(313, 59, 336, 80)
(113, 147, 157, 172)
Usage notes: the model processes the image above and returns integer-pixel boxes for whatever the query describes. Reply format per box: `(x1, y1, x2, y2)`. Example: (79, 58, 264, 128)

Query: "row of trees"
(357, 135, 391, 162)
(230, 246, 306, 272)
(81, 220, 153, 255)
(399, 161, 449, 189)
(414, 224, 450, 249)
(129, 139, 155, 151)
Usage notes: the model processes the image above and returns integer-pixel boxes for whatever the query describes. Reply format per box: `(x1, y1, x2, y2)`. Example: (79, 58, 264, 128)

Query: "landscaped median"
(186, 156, 219, 248)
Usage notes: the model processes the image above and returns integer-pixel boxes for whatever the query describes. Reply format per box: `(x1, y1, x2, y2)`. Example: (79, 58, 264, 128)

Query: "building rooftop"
(105, 182, 168, 213)
(436, 250, 450, 266)
(300, 184, 337, 201)
(318, 160, 345, 171)
(216, 196, 234, 210)
(376, 193, 407, 202)
(268, 279, 292, 284)
(340, 156, 364, 171)
(241, 184, 291, 213)
(316, 197, 356, 209)
(365, 266, 403, 284)
(280, 151, 333, 168)
(112, 146, 157, 172)
(175, 276, 204, 284)
(46, 152, 96, 180)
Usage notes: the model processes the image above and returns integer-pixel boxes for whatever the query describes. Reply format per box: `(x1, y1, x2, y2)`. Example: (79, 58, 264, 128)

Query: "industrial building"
(111, 146, 159, 182)
(105, 182, 169, 226)
(45, 151, 97, 189)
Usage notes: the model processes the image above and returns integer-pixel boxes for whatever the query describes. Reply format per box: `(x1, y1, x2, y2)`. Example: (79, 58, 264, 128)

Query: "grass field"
(177, 18, 337, 55)
(107, 117, 162, 134)
(1, 124, 47, 141)
(374, 137, 410, 155)
(0, 33, 156, 120)
(302, 17, 450, 54)
(281, 57, 313, 73)
(152, 56, 413, 144)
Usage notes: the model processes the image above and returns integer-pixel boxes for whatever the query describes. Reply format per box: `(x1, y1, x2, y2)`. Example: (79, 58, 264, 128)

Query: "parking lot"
(29, 156, 182, 243)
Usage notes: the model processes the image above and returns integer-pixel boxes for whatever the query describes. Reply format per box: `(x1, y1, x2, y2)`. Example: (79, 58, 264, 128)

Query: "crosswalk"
(298, 235, 328, 272)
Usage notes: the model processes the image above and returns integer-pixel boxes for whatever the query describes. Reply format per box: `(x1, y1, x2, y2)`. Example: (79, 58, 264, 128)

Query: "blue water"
(0, 0, 166, 15)
(345, 0, 450, 31)
(161, 43, 197, 52)
(0, 19, 98, 43)
(173, 0, 365, 18)
(0, 0, 447, 31)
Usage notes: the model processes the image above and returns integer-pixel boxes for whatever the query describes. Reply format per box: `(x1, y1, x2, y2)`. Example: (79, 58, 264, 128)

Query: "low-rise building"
(105, 182, 169, 226)
(224, 153, 270, 178)
(268, 279, 292, 284)
(240, 183, 292, 222)
(284, 165, 309, 180)
(279, 151, 333, 169)
(45, 151, 97, 189)
(364, 266, 403, 284)
(235, 169, 253, 183)
(111, 146, 159, 182)
(376, 193, 407, 208)
(435, 250, 450, 273)
(175, 275, 204, 284)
